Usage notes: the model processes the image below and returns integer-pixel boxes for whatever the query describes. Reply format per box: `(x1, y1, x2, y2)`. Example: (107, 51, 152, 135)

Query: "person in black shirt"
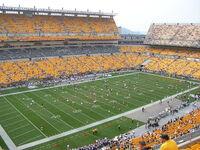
(139, 141, 152, 150)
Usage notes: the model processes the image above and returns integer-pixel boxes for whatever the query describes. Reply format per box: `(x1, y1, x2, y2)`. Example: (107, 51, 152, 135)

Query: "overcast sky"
(1, 0, 200, 33)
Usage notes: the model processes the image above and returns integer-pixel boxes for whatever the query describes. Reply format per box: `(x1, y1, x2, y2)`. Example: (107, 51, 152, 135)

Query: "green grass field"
(176, 88, 200, 102)
(0, 136, 8, 150)
(27, 117, 143, 150)
(0, 72, 199, 149)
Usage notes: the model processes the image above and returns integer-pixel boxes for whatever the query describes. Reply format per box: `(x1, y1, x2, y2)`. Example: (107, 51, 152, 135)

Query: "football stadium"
(0, 2, 200, 150)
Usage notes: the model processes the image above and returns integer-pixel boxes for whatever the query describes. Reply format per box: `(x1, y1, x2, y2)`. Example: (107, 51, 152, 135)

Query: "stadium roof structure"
(0, 5, 116, 17)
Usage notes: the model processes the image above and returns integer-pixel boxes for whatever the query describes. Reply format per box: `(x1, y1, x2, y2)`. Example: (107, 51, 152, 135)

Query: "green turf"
(27, 117, 143, 150)
(0, 136, 9, 150)
(176, 88, 200, 102)
(0, 72, 198, 149)
(0, 85, 44, 95)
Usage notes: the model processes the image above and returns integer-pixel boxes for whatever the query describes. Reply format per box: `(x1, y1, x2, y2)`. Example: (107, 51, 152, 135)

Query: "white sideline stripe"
(0, 125, 18, 150)
(17, 85, 200, 150)
(0, 72, 139, 97)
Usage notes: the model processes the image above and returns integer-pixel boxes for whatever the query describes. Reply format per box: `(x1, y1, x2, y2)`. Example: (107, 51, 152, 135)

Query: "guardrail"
(153, 128, 200, 150)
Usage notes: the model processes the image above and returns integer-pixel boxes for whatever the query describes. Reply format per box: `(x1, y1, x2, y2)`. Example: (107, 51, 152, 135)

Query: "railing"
(153, 128, 200, 150)
(152, 23, 200, 25)
(0, 6, 116, 16)
(0, 33, 117, 37)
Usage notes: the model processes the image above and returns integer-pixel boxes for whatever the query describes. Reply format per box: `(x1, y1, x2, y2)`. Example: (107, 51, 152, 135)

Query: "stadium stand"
(143, 58, 200, 79)
(120, 46, 200, 59)
(120, 46, 200, 79)
(1, 45, 200, 87)
(0, 14, 119, 42)
(144, 24, 200, 48)
(184, 143, 200, 150)
(0, 54, 150, 86)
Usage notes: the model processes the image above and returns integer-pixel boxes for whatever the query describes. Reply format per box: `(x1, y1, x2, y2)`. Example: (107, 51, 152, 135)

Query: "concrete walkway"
(126, 98, 183, 122)
(130, 100, 200, 138)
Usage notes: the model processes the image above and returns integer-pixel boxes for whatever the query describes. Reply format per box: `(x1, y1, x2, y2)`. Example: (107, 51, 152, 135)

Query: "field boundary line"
(0, 72, 140, 97)
(18, 135, 43, 146)
(0, 125, 18, 150)
(17, 85, 200, 150)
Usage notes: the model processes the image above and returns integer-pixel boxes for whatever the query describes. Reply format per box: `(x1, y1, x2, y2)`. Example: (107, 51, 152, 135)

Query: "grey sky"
(1, 0, 200, 33)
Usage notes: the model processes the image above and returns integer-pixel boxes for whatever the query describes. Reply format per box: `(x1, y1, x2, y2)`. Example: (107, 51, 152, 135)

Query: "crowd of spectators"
(0, 53, 149, 87)
(144, 24, 200, 48)
(0, 13, 119, 41)
(120, 46, 200, 59)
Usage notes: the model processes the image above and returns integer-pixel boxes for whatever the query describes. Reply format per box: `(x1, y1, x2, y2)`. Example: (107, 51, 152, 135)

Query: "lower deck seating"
(184, 143, 200, 150)
(120, 46, 200, 59)
(1, 52, 200, 87)
(0, 62, 27, 82)
(0, 54, 149, 86)
(143, 58, 200, 79)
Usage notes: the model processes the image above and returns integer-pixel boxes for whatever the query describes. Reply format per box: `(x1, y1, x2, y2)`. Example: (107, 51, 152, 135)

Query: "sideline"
(0, 125, 18, 150)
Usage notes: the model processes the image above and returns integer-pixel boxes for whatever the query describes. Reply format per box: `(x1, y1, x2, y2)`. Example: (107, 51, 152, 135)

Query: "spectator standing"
(160, 134, 178, 150)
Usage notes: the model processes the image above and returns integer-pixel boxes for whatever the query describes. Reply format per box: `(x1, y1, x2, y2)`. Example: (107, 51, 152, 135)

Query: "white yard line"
(17, 85, 200, 150)
(0, 111, 17, 118)
(29, 92, 79, 129)
(2, 97, 47, 138)
(18, 135, 43, 146)
(43, 89, 110, 120)
(1, 115, 21, 124)
(0, 108, 15, 114)
(0, 72, 139, 98)
(6, 119, 26, 127)
(13, 95, 62, 133)
(8, 124, 30, 134)
(13, 129, 35, 139)
(0, 125, 18, 150)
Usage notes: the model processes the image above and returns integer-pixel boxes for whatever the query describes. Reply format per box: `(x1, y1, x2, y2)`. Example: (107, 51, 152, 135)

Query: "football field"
(0, 72, 199, 149)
